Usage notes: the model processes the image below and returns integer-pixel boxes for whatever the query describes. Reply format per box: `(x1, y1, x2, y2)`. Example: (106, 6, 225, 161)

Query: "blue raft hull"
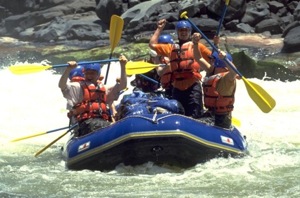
(62, 114, 247, 171)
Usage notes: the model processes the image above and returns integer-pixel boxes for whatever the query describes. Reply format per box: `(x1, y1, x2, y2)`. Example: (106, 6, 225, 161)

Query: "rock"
(255, 18, 282, 34)
(0, 0, 300, 82)
(0, 0, 298, 53)
(241, 1, 270, 26)
(95, 0, 124, 24)
(282, 26, 300, 53)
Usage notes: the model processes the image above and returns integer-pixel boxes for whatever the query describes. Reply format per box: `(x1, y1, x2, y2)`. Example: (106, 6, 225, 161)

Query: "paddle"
(104, 15, 124, 84)
(216, 0, 240, 125)
(34, 124, 78, 157)
(11, 126, 69, 142)
(138, 74, 160, 84)
(216, 0, 230, 36)
(34, 131, 69, 157)
(126, 61, 166, 75)
(180, 11, 276, 113)
(9, 59, 119, 75)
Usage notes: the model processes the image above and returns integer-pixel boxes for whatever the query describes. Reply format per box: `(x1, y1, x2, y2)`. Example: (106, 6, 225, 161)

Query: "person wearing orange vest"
(192, 33, 237, 129)
(149, 19, 212, 118)
(59, 55, 128, 136)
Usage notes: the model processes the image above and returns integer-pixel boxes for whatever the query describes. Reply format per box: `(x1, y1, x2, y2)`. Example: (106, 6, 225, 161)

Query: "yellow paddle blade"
(34, 131, 69, 157)
(232, 117, 241, 127)
(9, 64, 52, 75)
(126, 61, 161, 75)
(225, 0, 230, 5)
(109, 15, 124, 53)
(11, 132, 46, 142)
(242, 77, 276, 113)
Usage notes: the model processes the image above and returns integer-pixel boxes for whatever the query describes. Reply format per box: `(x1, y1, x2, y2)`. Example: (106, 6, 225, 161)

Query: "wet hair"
(131, 69, 160, 93)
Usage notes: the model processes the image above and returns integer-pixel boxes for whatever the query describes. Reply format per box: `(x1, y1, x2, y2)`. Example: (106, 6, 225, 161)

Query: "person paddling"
(192, 33, 237, 129)
(58, 55, 128, 136)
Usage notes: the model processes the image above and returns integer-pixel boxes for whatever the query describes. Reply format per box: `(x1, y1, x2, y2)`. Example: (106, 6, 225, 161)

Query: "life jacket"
(160, 67, 172, 89)
(159, 57, 172, 89)
(71, 81, 109, 122)
(203, 72, 235, 114)
(170, 42, 202, 90)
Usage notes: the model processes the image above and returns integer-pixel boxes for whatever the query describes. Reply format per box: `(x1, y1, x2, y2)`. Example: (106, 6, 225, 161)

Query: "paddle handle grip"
(52, 58, 119, 68)
(180, 12, 243, 78)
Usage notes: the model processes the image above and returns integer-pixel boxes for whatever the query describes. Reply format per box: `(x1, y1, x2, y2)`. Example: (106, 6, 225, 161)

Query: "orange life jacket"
(203, 72, 235, 114)
(72, 81, 109, 122)
(170, 42, 202, 90)
(160, 67, 172, 89)
(159, 57, 172, 89)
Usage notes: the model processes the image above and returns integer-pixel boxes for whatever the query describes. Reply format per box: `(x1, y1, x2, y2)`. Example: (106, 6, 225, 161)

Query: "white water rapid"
(0, 62, 299, 198)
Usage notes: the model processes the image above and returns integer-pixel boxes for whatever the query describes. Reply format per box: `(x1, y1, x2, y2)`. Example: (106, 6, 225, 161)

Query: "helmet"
(211, 51, 233, 68)
(176, 20, 192, 31)
(69, 66, 84, 80)
(84, 63, 101, 74)
(158, 34, 174, 44)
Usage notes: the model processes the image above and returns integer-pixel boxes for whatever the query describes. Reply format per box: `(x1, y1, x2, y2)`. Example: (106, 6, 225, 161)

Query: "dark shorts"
(199, 111, 232, 129)
(172, 82, 203, 118)
(215, 114, 232, 129)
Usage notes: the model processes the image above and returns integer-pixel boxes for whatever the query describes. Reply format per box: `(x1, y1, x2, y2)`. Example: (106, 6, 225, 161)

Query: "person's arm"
(156, 64, 170, 76)
(213, 35, 220, 48)
(106, 55, 128, 104)
(156, 57, 170, 76)
(192, 33, 212, 73)
(216, 51, 237, 96)
(219, 51, 236, 81)
(149, 19, 167, 49)
(118, 55, 128, 91)
(58, 61, 77, 91)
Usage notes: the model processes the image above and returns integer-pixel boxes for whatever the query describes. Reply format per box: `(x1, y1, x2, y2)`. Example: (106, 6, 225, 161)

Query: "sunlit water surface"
(0, 62, 299, 198)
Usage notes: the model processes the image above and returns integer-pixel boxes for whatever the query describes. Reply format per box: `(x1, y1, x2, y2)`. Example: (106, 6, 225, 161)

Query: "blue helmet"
(211, 51, 233, 68)
(158, 34, 174, 44)
(176, 20, 192, 31)
(84, 63, 101, 74)
(69, 66, 84, 80)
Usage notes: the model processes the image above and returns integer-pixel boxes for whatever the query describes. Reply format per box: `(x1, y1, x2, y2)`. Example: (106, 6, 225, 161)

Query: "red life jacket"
(203, 72, 235, 114)
(72, 81, 109, 122)
(170, 42, 202, 90)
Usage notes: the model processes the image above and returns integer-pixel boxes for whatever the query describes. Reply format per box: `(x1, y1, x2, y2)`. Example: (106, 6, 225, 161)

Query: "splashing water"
(0, 62, 299, 198)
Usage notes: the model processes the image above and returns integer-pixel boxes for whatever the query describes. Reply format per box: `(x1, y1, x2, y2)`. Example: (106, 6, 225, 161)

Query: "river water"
(0, 61, 299, 198)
